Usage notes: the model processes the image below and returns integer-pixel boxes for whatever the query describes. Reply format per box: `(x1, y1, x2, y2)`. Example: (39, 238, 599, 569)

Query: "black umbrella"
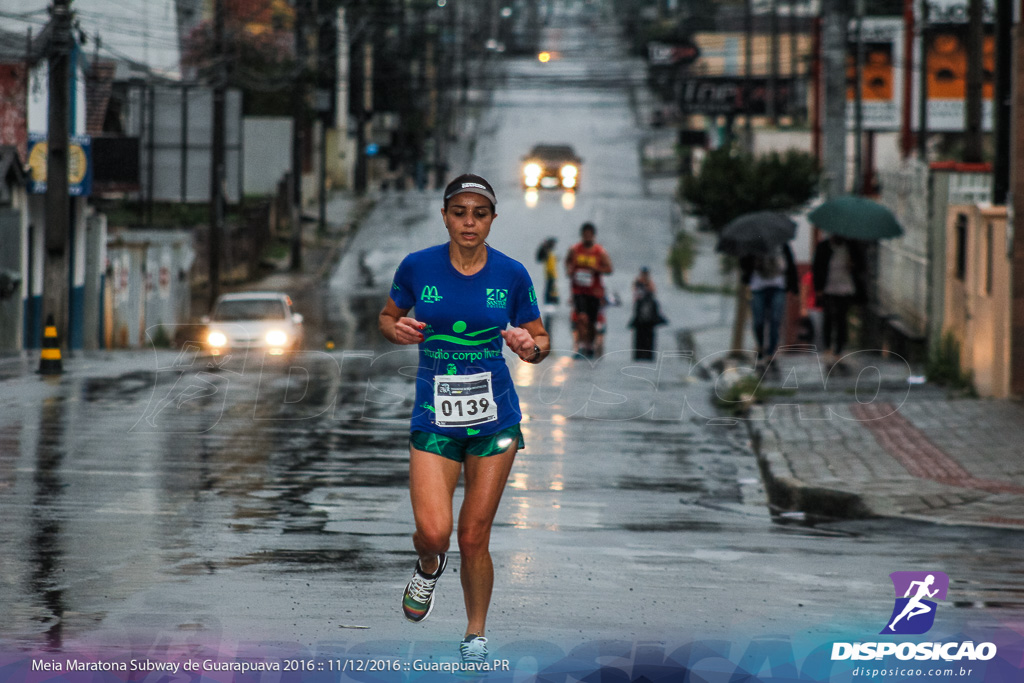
(716, 211, 797, 257)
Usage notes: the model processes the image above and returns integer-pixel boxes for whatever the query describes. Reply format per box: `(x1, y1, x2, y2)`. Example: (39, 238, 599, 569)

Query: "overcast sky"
(0, 0, 182, 77)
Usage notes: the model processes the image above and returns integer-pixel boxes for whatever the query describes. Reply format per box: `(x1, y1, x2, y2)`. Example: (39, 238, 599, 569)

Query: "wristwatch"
(528, 344, 542, 363)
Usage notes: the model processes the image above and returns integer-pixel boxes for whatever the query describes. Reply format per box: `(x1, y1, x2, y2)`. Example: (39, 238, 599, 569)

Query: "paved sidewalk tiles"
(749, 353, 1024, 530)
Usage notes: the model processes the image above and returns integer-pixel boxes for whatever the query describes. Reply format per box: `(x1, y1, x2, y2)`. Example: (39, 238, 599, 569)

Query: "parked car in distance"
(202, 291, 303, 357)
(522, 144, 581, 191)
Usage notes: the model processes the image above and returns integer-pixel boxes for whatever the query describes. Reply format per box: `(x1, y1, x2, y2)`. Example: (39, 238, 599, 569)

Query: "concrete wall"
(944, 204, 1012, 398)
(877, 159, 930, 338)
(243, 117, 292, 197)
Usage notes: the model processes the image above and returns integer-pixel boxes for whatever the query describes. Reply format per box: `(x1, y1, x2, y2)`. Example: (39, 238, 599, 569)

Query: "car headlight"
(266, 330, 289, 347)
(560, 164, 578, 179)
(524, 163, 541, 177)
(207, 330, 227, 348)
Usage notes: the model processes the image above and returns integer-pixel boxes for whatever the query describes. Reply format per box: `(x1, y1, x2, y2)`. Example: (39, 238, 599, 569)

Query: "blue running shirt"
(390, 244, 541, 437)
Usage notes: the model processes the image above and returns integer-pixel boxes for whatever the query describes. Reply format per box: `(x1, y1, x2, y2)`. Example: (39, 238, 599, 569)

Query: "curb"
(746, 406, 875, 523)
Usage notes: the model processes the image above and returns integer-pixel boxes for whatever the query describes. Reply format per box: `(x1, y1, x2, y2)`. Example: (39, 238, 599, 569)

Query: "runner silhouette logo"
(881, 571, 949, 635)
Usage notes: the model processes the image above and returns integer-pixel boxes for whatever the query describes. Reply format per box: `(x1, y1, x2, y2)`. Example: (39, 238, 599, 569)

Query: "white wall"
(243, 117, 293, 197)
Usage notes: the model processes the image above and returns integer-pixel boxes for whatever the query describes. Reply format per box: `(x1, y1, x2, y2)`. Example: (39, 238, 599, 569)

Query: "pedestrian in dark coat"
(812, 235, 867, 364)
(628, 267, 667, 361)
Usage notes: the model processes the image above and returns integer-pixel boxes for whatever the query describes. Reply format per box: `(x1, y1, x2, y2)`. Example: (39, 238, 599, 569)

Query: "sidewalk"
(694, 331, 1024, 531)
(235, 192, 374, 296)
(677, 217, 1024, 531)
(749, 352, 1024, 530)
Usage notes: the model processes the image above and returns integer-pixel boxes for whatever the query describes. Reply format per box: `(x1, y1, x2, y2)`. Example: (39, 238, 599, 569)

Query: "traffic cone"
(39, 314, 63, 375)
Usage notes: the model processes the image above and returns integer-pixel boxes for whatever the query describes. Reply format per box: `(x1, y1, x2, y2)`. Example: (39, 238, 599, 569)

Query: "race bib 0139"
(433, 371, 498, 427)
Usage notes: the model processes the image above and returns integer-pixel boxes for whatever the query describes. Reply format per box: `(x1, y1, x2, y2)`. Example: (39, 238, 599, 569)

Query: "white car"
(202, 292, 304, 357)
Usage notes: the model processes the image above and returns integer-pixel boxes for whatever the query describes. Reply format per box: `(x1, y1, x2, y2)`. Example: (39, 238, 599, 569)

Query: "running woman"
(565, 222, 613, 357)
(378, 174, 550, 664)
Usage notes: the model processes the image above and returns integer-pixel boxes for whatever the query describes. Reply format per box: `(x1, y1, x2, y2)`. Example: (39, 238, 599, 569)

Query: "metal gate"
(0, 209, 22, 352)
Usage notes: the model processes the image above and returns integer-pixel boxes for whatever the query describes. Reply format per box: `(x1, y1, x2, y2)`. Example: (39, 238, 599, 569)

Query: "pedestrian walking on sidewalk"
(812, 235, 867, 367)
(378, 173, 550, 665)
(740, 243, 798, 368)
(628, 267, 667, 360)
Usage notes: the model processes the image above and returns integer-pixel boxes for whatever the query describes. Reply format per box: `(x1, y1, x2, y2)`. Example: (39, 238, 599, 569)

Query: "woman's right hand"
(393, 317, 426, 345)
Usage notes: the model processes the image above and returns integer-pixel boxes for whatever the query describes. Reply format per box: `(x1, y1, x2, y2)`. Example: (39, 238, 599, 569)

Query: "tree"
(182, 0, 300, 116)
(680, 146, 820, 357)
(681, 146, 819, 230)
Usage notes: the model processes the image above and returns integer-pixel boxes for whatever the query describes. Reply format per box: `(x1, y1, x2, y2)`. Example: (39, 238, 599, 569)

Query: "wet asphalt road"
(2, 5, 1024, 668)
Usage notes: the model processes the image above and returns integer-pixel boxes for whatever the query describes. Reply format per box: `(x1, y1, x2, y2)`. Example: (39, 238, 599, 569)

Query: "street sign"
(648, 40, 700, 67)
(26, 133, 92, 196)
(677, 77, 794, 116)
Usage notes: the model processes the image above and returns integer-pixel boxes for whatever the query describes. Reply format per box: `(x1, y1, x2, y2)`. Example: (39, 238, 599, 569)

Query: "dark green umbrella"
(716, 211, 797, 257)
(807, 195, 904, 240)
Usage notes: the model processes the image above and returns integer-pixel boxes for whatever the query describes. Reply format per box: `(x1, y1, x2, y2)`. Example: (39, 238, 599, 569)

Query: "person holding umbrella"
(812, 235, 867, 367)
(807, 195, 902, 368)
(740, 243, 798, 368)
(717, 211, 799, 369)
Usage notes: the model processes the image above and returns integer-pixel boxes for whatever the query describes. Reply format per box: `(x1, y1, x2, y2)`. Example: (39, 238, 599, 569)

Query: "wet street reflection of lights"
(509, 471, 529, 491)
(524, 189, 539, 208)
(514, 358, 539, 388)
(537, 355, 572, 389)
(561, 191, 576, 210)
(506, 551, 534, 584)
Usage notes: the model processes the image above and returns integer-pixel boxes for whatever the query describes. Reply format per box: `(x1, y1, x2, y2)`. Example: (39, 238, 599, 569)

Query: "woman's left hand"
(501, 327, 536, 362)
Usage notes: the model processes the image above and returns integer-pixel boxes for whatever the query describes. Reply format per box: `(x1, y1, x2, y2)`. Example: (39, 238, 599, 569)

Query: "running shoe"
(402, 553, 447, 622)
(459, 634, 488, 665)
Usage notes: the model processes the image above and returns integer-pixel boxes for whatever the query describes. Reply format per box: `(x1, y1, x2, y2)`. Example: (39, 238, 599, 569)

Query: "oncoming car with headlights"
(202, 292, 304, 357)
(522, 144, 581, 191)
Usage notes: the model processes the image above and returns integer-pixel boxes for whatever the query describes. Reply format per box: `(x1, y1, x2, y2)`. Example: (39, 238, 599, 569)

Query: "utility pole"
(821, 0, 849, 197)
(354, 39, 373, 195)
(900, 0, 914, 158)
(963, 0, 984, 163)
(852, 0, 865, 194)
(744, 0, 754, 149)
(291, 0, 308, 270)
(43, 0, 73, 349)
(917, 0, 929, 160)
(209, 0, 225, 310)
(991, 0, 1011, 203)
(789, 0, 799, 125)
(768, 0, 779, 125)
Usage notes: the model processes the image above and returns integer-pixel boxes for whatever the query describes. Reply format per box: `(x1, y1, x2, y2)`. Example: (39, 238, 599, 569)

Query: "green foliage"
(667, 229, 696, 288)
(926, 332, 975, 393)
(713, 373, 796, 416)
(148, 326, 172, 349)
(680, 146, 820, 231)
(97, 201, 246, 229)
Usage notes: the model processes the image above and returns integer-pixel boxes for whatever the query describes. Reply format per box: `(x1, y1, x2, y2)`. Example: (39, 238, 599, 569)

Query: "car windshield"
(530, 145, 577, 160)
(213, 299, 287, 322)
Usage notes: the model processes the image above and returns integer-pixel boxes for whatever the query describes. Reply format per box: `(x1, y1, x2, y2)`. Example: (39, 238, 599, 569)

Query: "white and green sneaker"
(459, 634, 488, 665)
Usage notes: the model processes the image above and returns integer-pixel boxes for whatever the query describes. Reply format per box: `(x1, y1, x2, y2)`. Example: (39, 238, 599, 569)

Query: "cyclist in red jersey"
(565, 222, 613, 357)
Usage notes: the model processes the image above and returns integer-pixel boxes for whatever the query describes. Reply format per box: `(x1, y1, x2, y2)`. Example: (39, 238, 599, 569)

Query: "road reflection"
(32, 396, 67, 651)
